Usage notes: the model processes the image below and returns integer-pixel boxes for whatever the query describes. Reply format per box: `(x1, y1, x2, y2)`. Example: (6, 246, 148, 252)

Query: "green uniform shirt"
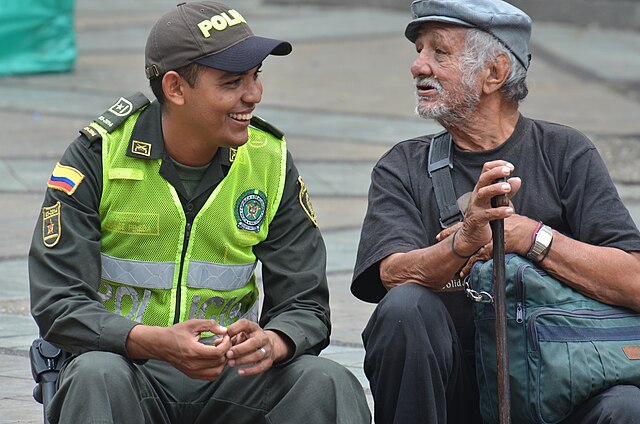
(29, 100, 330, 360)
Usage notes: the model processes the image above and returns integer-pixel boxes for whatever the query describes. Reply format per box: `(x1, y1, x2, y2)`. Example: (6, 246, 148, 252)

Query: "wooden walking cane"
(491, 183, 511, 423)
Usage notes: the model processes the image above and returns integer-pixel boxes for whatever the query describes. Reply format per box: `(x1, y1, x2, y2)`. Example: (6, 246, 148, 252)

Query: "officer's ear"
(162, 71, 186, 106)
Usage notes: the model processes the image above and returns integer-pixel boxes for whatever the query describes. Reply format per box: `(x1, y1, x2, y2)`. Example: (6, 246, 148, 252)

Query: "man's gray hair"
(461, 28, 529, 103)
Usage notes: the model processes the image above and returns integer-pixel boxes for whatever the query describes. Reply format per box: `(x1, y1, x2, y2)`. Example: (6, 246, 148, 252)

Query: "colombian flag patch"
(48, 163, 85, 195)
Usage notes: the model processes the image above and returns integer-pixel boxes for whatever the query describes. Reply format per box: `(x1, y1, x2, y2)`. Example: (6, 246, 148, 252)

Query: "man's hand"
(126, 319, 231, 381)
(381, 161, 521, 290)
(454, 160, 520, 255)
(436, 161, 522, 276)
(225, 319, 293, 376)
(457, 214, 539, 277)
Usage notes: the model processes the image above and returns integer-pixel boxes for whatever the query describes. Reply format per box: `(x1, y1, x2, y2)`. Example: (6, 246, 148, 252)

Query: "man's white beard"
(414, 76, 481, 128)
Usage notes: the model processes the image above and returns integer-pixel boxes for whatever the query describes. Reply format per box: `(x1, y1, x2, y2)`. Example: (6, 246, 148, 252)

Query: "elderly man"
(351, 0, 640, 423)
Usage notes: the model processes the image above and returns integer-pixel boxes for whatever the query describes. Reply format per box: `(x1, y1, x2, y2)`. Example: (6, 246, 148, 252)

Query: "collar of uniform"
(126, 100, 164, 160)
(126, 101, 235, 166)
(219, 147, 233, 169)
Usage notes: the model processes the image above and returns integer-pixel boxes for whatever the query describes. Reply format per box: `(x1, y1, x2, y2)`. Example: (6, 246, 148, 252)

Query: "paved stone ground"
(1, 1, 640, 422)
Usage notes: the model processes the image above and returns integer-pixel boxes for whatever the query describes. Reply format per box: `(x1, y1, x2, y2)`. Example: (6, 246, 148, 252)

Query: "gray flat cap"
(405, 0, 532, 69)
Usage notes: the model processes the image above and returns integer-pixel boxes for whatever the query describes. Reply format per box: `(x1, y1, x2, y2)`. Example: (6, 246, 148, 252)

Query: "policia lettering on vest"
(28, 2, 371, 423)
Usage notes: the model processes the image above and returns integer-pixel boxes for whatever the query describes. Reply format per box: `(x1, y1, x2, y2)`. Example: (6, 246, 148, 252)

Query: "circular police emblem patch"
(235, 190, 267, 232)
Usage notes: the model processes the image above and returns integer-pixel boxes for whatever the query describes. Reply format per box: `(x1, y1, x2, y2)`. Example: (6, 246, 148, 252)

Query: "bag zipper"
(514, 262, 528, 323)
(527, 308, 638, 351)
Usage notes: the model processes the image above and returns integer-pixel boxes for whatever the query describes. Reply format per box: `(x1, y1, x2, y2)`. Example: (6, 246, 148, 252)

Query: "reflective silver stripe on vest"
(242, 298, 260, 323)
(187, 260, 257, 290)
(101, 253, 174, 289)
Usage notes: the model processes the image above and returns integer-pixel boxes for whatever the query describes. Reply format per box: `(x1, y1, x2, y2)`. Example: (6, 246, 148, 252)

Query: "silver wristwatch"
(527, 225, 553, 262)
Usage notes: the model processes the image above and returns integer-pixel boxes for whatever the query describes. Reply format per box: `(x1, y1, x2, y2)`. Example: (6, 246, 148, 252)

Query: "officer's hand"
(127, 319, 231, 381)
(225, 319, 293, 376)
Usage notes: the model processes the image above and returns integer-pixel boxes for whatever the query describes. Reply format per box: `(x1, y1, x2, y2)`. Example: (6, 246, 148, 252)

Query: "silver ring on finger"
(259, 347, 267, 359)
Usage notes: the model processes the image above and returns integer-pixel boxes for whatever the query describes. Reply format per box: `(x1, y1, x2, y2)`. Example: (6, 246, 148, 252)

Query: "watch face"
(528, 226, 553, 260)
(538, 227, 553, 246)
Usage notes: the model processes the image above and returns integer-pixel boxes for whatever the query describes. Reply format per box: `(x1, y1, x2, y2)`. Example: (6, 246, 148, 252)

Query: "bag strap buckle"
(464, 276, 494, 304)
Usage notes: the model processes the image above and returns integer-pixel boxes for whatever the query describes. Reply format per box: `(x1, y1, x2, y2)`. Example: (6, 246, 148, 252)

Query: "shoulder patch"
(48, 163, 84, 195)
(250, 115, 284, 139)
(42, 202, 61, 248)
(298, 176, 318, 227)
(79, 125, 102, 143)
(93, 92, 150, 133)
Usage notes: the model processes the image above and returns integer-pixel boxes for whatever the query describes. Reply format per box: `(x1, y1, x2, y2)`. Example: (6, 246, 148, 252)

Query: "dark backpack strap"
(428, 132, 464, 228)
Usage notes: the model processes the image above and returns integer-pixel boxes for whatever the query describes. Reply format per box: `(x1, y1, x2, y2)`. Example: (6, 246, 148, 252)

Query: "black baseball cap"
(145, 1, 292, 79)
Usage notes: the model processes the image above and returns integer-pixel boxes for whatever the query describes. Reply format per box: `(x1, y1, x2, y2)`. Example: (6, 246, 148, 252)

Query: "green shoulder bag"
(467, 254, 640, 424)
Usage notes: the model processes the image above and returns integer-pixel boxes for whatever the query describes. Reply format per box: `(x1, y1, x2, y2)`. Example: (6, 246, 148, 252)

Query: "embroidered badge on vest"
(131, 140, 152, 157)
(47, 163, 85, 195)
(42, 202, 61, 248)
(297, 176, 318, 227)
(235, 190, 267, 232)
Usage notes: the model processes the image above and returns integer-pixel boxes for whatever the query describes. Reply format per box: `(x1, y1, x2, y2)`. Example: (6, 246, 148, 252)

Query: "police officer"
(29, 2, 371, 423)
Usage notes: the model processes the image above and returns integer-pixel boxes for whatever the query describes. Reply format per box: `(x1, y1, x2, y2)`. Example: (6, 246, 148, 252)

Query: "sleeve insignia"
(298, 176, 318, 227)
(42, 202, 61, 248)
(47, 163, 85, 196)
(79, 125, 102, 143)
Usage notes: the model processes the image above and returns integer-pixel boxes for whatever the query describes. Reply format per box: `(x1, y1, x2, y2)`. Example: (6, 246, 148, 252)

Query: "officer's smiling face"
(182, 64, 263, 149)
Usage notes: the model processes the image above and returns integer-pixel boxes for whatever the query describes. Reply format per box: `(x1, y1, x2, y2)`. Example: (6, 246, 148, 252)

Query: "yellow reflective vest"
(92, 108, 287, 327)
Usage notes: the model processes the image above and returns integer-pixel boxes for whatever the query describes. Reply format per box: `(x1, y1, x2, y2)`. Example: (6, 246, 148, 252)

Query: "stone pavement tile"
(532, 22, 640, 84)
(0, 160, 52, 194)
(325, 272, 375, 345)
(299, 162, 374, 197)
(593, 136, 640, 184)
(249, 5, 408, 42)
(0, 111, 86, 159)
(521, 57, 640, 136)
(0, 195, 42, 259)
(0, 259, 30, 300)
(0, 193, 40, 261)
(0, 316, 38, 352)
(323, 229, 363, 275)
(312, 197, 369, 232)
(286, 135, 391, 163)
(260, 36, 417, 119)
(0, 51, 147, 97)
(0, 86, 140, 121)
(0, 354, 41, 424)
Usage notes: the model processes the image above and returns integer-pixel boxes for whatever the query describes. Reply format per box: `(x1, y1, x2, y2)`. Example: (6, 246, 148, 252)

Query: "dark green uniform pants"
(47, 351, 371, 423)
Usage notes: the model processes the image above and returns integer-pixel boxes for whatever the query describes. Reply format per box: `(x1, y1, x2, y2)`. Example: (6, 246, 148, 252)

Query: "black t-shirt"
(352, 115, 640, 352)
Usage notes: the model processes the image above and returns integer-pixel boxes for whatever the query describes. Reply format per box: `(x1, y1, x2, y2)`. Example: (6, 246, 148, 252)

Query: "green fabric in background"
(0, 0, 76, 76)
